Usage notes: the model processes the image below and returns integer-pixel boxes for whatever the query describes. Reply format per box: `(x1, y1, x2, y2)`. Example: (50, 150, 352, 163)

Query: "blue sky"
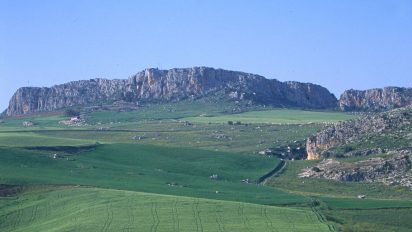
(1, 0, 411, 111)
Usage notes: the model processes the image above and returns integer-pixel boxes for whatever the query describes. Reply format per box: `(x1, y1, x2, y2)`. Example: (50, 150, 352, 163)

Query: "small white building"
(22, 121, 34, 127)
(70, 116, 80, 122)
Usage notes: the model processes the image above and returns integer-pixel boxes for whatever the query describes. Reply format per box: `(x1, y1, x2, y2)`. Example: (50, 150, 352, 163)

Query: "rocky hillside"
(306, 106, 412, 160)
(300, 151, 412, 190)
(304, 106, 412, 189)
(5, 67, 338, 116)
(339, 87, 412, 111)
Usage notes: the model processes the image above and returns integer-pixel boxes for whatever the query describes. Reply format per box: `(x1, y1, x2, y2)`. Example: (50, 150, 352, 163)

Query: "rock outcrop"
(339, 87, 412, 111)
(306, 106, 412, 160)
(5, 67, 338, 116)
(300, 151, 412, 189)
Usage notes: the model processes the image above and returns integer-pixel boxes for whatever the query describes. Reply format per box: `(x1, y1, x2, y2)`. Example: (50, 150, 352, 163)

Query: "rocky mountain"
(306, 106, 412, 160)
(4, 67, 338, 116)
(339, 87, 412, 111)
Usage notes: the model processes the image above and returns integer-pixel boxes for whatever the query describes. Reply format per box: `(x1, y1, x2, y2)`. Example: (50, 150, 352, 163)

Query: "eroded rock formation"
(339, 87, 412, 111)
(5, 67, 338, 116)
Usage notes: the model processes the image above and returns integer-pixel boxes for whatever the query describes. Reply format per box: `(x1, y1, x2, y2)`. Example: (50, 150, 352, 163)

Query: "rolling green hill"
(0, 187, 331, 232)
(1, 106, 411, 232)
(0, 143, 308, 206)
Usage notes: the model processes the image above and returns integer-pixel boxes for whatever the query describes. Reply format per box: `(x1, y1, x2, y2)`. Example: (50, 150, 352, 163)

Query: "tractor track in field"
(11, 200, 23, 230)
(123, 199, 135, 232)
(283, 208, 297, 232)
(191, 199, 203, 232)
(101, 201, 114, 232)
(0, 213, 9, 230)
(195, 199, 204, 232)
(260, 207, 276, 232)
(172, 199, 180, 232)
(262, 207, 277, 232)
(238, 203, 252, 232)
(191, 200, 199, 232)
(29, 204, 39, 224)
(150, 201, 160, 232)
(215, 204, 226, 232)
(310, 205, 335, 232)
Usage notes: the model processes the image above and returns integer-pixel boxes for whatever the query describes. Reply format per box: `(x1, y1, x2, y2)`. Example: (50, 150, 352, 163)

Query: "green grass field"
(1, 105, 411, 231)
(183, 109, 354, 124)
(0, 143, 309, 206)
(0, 187, 331, 232)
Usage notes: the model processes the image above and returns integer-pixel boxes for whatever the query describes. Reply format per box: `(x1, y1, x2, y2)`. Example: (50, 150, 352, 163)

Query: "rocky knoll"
(306, 106, 412, 160)
(5, 67, 338, 116)
(339, 87, 412, 111)
(300, 151, 412, 189)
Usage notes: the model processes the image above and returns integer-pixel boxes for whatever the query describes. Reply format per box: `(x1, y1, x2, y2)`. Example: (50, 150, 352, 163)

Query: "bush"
(343, 145, 354, 153)
(227, 121, 233, 125)
(64, 108, 80, 117)
(311, 167, 321, 172)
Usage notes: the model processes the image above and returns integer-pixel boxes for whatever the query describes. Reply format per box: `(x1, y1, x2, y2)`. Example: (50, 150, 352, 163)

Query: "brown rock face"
(339, 87, 412, 111)
(5, 67, 338, 116)
(306, 137, 320, 160)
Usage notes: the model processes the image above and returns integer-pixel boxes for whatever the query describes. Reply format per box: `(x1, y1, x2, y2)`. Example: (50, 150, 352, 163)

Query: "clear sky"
(1, 0, 411, 111)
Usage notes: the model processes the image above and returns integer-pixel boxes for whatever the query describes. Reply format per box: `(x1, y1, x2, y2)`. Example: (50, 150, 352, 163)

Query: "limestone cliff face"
(5, 67, 338, 116)
(7, 79, 128, 116)
(339, 87, 412, 111)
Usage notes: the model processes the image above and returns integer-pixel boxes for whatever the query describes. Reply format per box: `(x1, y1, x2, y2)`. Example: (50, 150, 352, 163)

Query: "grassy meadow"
(183, 109, 355, 124)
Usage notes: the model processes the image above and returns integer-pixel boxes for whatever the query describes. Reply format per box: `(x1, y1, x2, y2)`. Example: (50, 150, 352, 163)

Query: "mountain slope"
(5, 67, 338, 116)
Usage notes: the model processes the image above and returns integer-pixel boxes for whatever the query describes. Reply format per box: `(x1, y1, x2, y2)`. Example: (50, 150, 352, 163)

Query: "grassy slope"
(0, 143, 308, 206)
(266, 160, 412, 199)
(266, 160, 412, 232)
(0, 187, 330, 232)
(183, 109, 354, 124)
(0, 132, 94, 147)
(29, 122, 321, 154)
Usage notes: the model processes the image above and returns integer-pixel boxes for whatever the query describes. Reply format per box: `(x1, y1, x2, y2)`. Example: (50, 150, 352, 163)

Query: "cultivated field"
(0, 187, 331, 232)
(0, 103, 410, 231)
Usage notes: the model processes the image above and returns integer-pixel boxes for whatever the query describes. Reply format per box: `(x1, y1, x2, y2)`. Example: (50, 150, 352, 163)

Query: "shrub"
(64, 108, 80, 117)
(311, 167, 321, 172)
